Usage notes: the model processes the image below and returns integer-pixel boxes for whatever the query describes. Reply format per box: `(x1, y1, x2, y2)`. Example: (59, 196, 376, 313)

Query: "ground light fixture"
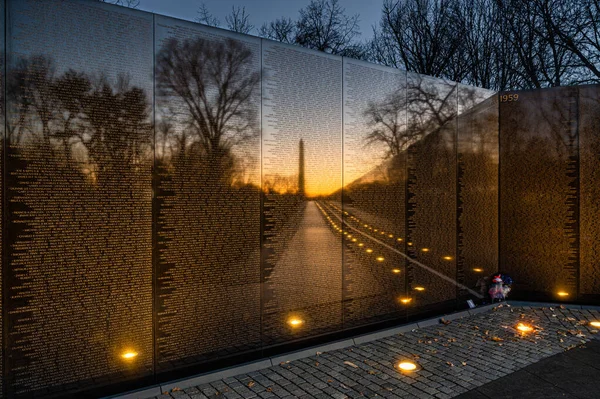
(392, 269, 401, 274)
(516, 323, 533, 333)
(414, 286, 425, 291)
(399, 297, 412, 304)
(396, 360, 421, 373)
(557, 291, 569, 297)
(376, 256, 385, 262)
(472, 268, 484, 273)
(589, 321, 600, 328)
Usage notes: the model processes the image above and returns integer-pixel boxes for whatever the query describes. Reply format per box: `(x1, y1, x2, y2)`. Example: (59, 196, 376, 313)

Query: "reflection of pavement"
(265, 200, 343, 334)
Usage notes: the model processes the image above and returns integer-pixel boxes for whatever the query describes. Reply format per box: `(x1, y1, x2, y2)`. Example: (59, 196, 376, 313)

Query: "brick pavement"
(145, 305, 600, 399)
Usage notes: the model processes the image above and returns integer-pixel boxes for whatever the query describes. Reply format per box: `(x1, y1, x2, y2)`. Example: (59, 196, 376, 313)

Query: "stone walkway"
(143, 305, 600, 399)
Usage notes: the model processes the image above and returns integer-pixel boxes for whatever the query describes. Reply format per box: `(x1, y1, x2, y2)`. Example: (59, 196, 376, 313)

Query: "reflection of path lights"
(121, 351, 138, 361)
(376, 256, 385, 262)
(396, 361, 420, 372)
(516, 323, 533, 333)
(287, 317, 304, 328)
(392, 269, 401, 274)
(590, 321, 600, 328)
(557, 292, 569, 297)
(317, 201, 484, 299)
(414, 286, 425, 291)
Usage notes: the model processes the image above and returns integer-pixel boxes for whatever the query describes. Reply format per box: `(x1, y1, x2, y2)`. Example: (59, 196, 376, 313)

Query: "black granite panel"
(154, 16, 262, 372)
(261, 41, 343, 344)
(341, 58, 407, 327)
(499, 88, 579, 300)
(5, 1, 154, 396)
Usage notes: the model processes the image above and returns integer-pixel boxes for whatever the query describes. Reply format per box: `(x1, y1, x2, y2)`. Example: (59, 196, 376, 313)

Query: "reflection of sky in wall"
(8, 0, 153, 94)
(343, 58, 406, 186)
(262, 42, 342, 198)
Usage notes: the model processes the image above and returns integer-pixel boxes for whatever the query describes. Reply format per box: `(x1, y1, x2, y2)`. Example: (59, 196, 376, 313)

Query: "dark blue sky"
(138, 0, 383, 41)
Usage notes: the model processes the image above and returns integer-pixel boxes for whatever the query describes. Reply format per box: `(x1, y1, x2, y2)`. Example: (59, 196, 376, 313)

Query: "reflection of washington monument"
(298, 139, 305, 197)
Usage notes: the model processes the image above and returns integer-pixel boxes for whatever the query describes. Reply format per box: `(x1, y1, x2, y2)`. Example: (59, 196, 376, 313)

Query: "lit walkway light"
(421, 248, 430, 252)
(400, 297, 412, 304)
(396, 361, 420, 372)
(516, 323, 533, 333)
(366, 249, 373, 253)
(590, 321, 600, 328)
(376, 256, 385, 262)
(392, 269, 401, 274)
(557, 291, 569, 297)
(414, 286, 425, 291)
(443, 256, 453, 260)
(473, 268, 484, 273)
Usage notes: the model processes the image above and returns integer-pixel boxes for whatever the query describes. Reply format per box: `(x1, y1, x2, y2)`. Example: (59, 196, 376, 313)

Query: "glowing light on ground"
(392, 269, 401, 274)
(590, 321, 600, 328)
(557, 292, 569, 297)
(473, 268, 484, 272)
(376, 256, 384, 262)
(400, 298, 412, 304)
(421, 248, 430, 252)
(397, 238, 403, 242)
(414, 286, 425, 291)
(443, 256, 453, 260)
(396, 361, 419, 372)
(516, 323, 533, 333)
(366, 249, 373, 253)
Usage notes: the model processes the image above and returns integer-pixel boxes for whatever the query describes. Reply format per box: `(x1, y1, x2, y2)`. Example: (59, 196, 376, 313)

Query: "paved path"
(144, 305, 600, 399)
(457, 339, 600, 398)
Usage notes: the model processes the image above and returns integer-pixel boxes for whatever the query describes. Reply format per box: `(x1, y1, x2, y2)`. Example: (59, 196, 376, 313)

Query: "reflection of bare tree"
(363, 92, 410, 158)
(7, 55, 152, 182)
(362, 77, 480, 162)
(156, 37, 259, 183)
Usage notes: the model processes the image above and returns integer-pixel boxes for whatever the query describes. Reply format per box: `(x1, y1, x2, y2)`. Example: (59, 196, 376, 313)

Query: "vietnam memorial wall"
(0, 0, 598, 397)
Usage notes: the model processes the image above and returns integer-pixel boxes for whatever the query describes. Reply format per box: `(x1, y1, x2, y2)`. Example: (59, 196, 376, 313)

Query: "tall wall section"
(1, 0, 598, 398)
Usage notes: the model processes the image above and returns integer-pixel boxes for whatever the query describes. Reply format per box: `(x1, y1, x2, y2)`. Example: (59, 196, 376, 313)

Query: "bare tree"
(259, 18, 297, 44)
(371, 0, 466, 81)
(494, 0, 577, 88)
(295, 0, 361, 55)
(533, 0, 600, 83)
(98, 0, 140, 8)
(195, 3, 220, 27)
(155, 37, 260, 180)
(225, 6, 254, 34)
